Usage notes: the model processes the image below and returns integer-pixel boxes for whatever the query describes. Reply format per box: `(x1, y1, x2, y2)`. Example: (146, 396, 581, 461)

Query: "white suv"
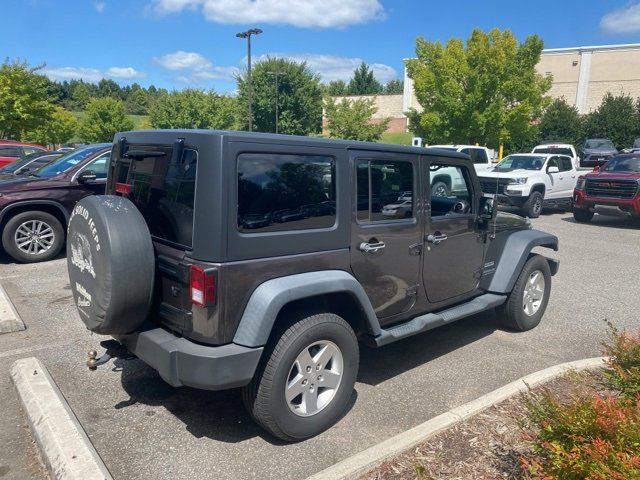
(426, 145, 495, 172)
(477, 153, 578, 218)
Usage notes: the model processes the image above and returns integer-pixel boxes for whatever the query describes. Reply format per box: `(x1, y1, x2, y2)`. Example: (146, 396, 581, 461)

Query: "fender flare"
(487, 229, 559, 294)
(0, 200, 70, 226)
(233, 270, 380, 348)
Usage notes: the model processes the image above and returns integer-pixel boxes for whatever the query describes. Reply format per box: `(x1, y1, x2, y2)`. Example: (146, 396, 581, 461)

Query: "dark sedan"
(0, 143, 111, 263)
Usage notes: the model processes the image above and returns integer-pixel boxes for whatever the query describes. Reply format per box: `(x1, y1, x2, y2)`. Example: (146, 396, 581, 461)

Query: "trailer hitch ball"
(87, 350, 98, 370)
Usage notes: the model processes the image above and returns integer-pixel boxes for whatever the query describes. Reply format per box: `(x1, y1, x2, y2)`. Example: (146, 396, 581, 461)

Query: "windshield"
(493, 155, 546, 172)
(585, 139, 615, 149)
(533, 147, 573, 156)
(32, 145, 106, 178)
(601, 156, 640, 173)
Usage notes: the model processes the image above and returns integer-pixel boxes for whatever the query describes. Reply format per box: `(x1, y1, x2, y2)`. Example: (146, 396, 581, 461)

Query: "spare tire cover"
(67, 195, 155, 335)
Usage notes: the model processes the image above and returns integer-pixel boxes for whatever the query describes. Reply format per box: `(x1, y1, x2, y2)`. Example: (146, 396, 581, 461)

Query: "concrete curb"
(0, 283, 25, 333)
(10, 357, 113, 480)
(308, 357, 607, 480)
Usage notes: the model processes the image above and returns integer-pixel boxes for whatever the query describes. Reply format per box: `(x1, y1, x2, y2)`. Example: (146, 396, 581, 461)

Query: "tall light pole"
(236, 28, 262, 132)
(267, 71, 286, 134)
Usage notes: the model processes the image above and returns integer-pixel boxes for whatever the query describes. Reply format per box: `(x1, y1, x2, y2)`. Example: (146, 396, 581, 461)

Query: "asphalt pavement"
(1, 212, 639, 480)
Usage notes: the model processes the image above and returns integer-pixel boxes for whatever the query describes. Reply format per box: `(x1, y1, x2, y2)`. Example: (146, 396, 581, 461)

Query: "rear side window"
(356, 159, 414, 222)
(116, 147, 197, 248)
(237, 153, 336, 233)
(461, 148, 488, 164)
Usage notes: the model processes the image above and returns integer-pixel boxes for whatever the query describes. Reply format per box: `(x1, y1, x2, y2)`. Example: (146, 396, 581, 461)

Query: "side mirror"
(547, 166, 559, 174)
(77, 170, 97, 184)
(478, 194, 497, 228)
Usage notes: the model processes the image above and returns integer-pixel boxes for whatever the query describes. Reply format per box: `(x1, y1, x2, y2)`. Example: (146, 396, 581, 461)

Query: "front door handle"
(426, 233, 448, 245)
(359, 241, 386, 253)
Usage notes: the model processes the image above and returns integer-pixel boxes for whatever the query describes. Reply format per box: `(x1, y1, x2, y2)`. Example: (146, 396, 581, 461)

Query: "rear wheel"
(2, 211, 64, 263)
(431, 181, 450, 197)
(242, 313, 358, 441)
(522, 191, 543, 218)
(573, 208, 594, 223)
(498, 254, 551, 332)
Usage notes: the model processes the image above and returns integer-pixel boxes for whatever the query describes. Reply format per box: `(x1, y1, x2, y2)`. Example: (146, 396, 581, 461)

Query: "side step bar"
(371, 293, 507, 347)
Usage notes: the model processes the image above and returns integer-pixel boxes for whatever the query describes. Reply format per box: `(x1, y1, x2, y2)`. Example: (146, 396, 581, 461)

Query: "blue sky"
(5, 0, 640, 93)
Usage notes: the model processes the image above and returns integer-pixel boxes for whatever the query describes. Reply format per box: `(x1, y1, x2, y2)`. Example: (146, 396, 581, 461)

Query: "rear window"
(237, 153, 335, 233)
(114, 146, 197, 248)
(533, 147, 574, 156)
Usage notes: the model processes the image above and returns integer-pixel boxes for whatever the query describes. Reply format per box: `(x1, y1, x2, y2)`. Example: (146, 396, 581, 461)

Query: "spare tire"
(67, 195, 155, 335)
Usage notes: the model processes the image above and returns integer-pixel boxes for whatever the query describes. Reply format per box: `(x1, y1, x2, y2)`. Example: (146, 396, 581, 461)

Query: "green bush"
(523, 324, 640, 479)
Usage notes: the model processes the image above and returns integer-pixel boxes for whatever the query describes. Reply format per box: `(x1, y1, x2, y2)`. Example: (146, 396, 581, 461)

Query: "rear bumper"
(573, 190, 640, 216)
(117, 328, 263, 391)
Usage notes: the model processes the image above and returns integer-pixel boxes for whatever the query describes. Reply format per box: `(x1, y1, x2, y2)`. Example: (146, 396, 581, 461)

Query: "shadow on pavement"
(560, 214, 640, 230)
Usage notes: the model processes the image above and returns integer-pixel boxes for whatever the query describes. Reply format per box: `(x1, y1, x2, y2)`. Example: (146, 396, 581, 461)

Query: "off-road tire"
(522, 191, 544, 218)
(242, 313, 359, 442)
(431, 181, 450, 197)
(573, 208, 594, 223)
(498, 254, 551, 332)
(2, 211, 64, 263)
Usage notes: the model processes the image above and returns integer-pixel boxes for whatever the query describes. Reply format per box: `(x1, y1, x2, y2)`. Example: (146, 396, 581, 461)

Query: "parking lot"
(1, 212, 639, 480)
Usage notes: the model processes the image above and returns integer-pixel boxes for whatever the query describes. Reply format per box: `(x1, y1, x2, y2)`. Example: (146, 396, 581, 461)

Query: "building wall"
(322, 94, 407, 134)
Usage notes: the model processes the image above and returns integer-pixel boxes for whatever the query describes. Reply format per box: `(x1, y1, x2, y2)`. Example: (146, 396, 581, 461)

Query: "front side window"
(84, 152, 110, 179)
(237, 153, 336, 233)
(429, 163, 473, 217)
(559, 157, 573, 171)
(356, 159, 413, 222)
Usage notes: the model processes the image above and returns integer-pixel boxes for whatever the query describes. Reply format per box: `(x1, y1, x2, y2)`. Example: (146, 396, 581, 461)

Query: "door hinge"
(406, 284, 419, 297)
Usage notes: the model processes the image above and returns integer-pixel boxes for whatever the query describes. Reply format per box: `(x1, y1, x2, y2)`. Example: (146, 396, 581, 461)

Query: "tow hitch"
(86, 339, 131, 370)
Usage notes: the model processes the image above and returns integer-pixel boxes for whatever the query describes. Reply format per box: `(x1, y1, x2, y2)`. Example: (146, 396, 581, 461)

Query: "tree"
(78, 97, 133, 142)
(237, 57, 323, 135)
(383, 79, 404, 95)
(406, 28, 552, 148)
(583, 93, 639, 149)
(27, 106, 78, 145)
(149, 89, 237, 129)
(125, 84, 149, 115)
(97, 79, 123, 100)
(347, 62, 383, 95)
(0, 60, 54, 139)
(325, 80, 347, 96)
(324, 97, 389, 141)
(537, 98, 583, 145)
(69, 81, 94, 110)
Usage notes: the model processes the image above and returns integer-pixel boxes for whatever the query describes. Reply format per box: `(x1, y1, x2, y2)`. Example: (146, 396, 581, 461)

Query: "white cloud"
(153, 50, 212, 71)
(254, 53, 398, 83)
(94, 1, 106, 13)
(42, 66, 145, 82)
(154, 50, 238, 83)
(148, 0, 384, 28)
(600, 3, 640, 34)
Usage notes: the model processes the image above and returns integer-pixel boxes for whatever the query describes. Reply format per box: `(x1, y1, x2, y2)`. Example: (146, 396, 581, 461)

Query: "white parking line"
(0, 343, 66, 359)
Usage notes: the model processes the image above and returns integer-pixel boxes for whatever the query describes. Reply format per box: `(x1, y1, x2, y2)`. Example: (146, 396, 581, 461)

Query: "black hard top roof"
(118, 129, 469, 160)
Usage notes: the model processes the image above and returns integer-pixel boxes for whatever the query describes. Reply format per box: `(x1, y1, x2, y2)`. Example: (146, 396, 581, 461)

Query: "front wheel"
(242, 313, 359, 441)
(498, 254, 551, 332)
(573, 208, 594, 223)
(522, 191, 544, 218)
(2, 211, 64, 263)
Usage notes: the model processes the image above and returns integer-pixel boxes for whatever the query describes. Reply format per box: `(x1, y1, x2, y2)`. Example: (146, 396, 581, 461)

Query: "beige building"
(403, 42, 640, 118)
(322, 94, 407, 134)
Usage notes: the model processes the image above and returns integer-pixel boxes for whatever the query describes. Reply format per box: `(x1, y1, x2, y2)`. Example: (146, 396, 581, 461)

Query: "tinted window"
(34, 145, 108, 177)
(124, 148, 197, 248)
(430, 163, 473, 217)
(602, 156, 640, 172)
(0, 146, 21, 157)
(84, 152, 110, 179)
(585, 139, 615, 149)
(533, 147, 573, 156)
(22, 147, 42, 156)
(559, 157, 573, 171)
(461, 148, 488, 164)
(357, 159, 413, 222)
(547, 157, 559, 170)
(237, 153, 335, 233)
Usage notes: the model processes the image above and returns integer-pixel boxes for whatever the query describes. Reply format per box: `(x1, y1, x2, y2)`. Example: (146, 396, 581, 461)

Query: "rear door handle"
(359, 241, 386, 253)
(426, 233, 448, 245)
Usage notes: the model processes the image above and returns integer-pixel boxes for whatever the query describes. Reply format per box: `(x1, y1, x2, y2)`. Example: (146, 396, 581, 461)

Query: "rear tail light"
(189, 265, 215, 307)
(115, 182, 131, 194)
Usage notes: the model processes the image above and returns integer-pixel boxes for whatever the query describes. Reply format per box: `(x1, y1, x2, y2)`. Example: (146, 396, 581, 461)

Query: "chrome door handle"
(426, 233, 448, 245)
(359, 241, 386, 253)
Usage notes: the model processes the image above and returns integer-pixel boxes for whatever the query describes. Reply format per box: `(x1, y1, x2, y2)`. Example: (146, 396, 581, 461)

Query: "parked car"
(0, 151, 62, 178)
(579, 139, 618, 168)
(67, 130, 559, 441)
(426, 144, 495, 171)
(532, 142, 579, 168)
(0, 140, 48, 167)
(477, 153, 578, 218)
(0, 143, 111, 263)
(572, 153, 640, 222)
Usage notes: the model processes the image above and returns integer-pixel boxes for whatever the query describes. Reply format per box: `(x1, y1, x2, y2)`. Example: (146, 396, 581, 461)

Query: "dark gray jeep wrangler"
(67, 130, 559, 441)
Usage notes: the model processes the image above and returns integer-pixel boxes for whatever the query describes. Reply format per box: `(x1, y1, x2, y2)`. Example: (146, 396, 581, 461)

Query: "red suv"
(0, 140, 48, 167)
(573, 153, 640, 222)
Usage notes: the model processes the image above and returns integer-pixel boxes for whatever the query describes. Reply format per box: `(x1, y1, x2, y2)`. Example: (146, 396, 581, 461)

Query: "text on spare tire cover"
(69, 204, 100, 280)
